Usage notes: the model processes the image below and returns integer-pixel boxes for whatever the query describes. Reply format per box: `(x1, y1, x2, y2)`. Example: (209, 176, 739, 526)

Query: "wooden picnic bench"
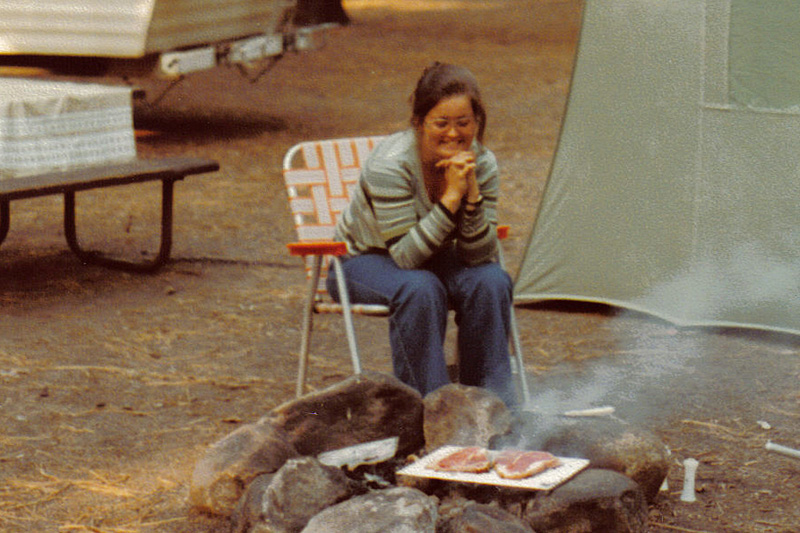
(0, 157, 220, 272)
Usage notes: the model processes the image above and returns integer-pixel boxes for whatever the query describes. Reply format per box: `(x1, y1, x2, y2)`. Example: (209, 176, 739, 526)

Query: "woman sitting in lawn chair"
(327, 62, 516, 407)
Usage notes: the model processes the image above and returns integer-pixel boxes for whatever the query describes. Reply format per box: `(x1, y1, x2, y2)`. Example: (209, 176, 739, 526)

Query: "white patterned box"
(0, 78, 136, 178)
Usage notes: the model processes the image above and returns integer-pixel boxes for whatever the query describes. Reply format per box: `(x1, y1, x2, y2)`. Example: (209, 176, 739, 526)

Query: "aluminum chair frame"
(283, 136, 530, 403)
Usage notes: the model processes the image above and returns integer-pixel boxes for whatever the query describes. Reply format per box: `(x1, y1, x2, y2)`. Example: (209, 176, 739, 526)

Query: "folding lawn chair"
(282, 136, 530, 403)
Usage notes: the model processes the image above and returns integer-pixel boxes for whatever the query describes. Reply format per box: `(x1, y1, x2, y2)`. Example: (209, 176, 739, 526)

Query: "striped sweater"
(334, 129, 499, 269)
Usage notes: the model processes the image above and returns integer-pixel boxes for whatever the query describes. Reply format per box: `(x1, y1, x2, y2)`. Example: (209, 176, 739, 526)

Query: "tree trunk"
(294, 0, 350, 26)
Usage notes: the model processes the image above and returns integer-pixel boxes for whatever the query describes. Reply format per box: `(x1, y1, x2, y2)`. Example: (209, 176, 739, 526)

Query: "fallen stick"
(765, 441, 800, 460)
(561, 406, 615, 417)
(651, 524, 712, 533)
(680, 419, 744, 437)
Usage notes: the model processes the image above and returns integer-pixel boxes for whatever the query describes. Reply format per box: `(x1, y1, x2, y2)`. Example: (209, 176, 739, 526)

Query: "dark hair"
(410, 62, 487, 142)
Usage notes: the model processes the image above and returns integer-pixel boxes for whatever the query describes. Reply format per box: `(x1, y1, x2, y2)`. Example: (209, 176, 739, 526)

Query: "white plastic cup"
(680, 458, 699, 502)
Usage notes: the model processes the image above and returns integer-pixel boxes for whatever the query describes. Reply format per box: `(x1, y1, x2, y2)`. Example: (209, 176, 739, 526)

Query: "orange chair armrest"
(497, 225, 510, 240)
(287, 241, 348, 256)
(289, 229, 507, 256)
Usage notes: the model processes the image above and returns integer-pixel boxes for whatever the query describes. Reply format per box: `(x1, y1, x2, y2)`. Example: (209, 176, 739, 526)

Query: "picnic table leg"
(0, 199, 9, 246)
(63, 178, 176, 273)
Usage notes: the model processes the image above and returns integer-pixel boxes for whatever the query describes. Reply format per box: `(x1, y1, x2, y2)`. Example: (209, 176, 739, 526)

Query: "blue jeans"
(327, 247, 516, 406)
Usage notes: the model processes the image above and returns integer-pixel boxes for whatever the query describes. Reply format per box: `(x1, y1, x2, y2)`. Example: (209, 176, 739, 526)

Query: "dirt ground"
(1, 1, 798, 532)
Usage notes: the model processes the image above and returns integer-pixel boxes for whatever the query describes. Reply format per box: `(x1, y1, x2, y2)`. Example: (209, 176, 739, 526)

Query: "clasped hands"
(436, 151, 481, 214)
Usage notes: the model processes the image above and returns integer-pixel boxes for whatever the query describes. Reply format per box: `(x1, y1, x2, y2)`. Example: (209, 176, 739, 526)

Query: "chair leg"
(497, 243, 531, 405)
(331, 256, 362, 375)
(296, 256, 323, 397)
(509, 306, 531, 405)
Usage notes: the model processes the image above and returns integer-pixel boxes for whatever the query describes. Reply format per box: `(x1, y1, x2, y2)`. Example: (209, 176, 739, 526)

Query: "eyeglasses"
(424, 116, 477, 133)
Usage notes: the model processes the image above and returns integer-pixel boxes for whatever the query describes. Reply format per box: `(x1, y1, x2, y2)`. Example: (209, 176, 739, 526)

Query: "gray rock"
(542, 418, 669, 502)
(231, 456, 357, 533)
(524, 469, 648, 533)
(438, 500, 536, 533)
(301, 487, 438, 533)
(262, 371, 424, 457)
(423, 384, 513, 452)
(230, 473, 274, 533)
(189, 420, 299, 516)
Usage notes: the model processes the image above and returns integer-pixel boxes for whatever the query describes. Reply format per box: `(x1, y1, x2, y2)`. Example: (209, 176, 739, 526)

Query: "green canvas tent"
(514, 0, 800, 336)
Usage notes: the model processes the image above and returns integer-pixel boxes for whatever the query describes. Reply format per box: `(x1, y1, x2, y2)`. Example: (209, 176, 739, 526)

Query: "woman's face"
(418, 94, 477, 165)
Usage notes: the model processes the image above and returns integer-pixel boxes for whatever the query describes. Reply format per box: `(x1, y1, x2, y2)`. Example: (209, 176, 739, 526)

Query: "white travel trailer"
(0, 0, 327, 80)
(0, 1, 338, 184)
